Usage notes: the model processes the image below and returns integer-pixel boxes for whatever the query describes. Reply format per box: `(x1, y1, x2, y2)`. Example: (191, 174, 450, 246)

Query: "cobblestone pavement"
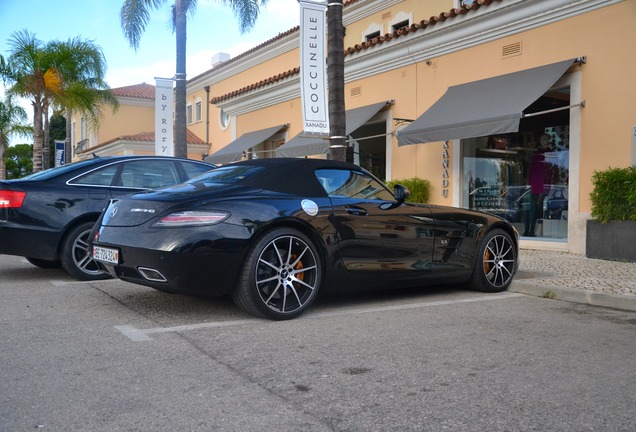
(510, 248, 636, 312)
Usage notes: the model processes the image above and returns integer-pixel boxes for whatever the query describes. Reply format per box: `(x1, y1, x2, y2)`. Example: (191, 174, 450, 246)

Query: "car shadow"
(312, 284, 473, 312)
(0, 262, 70, 283)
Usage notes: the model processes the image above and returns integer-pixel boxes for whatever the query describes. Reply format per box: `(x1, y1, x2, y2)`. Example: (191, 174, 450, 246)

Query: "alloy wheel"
(482, 234, 516, 288)
(255, 235, 319, 315)
(72, 227, 103, 277)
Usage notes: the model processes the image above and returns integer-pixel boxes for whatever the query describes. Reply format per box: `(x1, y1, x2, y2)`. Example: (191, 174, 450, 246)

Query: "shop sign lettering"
(441, 142, 450, 198)
(299, 1, 329, 135)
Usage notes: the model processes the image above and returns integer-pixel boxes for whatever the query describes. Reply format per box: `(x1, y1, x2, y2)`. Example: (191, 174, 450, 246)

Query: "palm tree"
(1, 30, 59, 172)
(120, 0, 269, 158)
(1, 31, 117, 171)
(0, 95, 32, 180)
(50, 37, 119, 164)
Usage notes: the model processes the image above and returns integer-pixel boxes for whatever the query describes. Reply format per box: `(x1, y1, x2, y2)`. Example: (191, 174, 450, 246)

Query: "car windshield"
(19, 159, 102, 181)
(187, 164, 264, 186)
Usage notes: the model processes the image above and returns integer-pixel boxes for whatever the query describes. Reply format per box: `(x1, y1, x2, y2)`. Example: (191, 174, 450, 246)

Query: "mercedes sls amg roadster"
(90, 158, 519, 320)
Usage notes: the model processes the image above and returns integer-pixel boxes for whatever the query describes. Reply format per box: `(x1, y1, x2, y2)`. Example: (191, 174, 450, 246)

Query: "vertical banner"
(54, 140, 65, 167)
(299, 0, 329, 135)
(155, 78, 175, 156)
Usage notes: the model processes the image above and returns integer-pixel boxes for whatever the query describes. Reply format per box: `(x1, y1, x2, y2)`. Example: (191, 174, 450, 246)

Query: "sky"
(0, 0, 301, 143)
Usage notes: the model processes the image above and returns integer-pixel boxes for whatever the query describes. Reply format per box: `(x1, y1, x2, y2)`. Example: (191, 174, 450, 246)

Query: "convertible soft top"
(214, 158, 370, 197)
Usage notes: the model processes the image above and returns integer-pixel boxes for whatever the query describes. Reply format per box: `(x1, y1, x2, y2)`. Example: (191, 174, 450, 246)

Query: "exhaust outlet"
(138, 267, 168, 283)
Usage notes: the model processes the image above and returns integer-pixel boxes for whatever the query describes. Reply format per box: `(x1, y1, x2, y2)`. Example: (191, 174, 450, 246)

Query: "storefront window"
(462, 92, 570, 240)
(347, 121, 387, 180)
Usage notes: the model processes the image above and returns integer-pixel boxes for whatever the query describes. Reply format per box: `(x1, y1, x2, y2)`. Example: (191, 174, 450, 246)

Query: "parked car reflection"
(470, 184, 568, 238)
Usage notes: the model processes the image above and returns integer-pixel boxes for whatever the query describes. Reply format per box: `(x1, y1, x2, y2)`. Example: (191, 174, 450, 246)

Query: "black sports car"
(90, 158, 519, 320)
(0, 156, 215, 280)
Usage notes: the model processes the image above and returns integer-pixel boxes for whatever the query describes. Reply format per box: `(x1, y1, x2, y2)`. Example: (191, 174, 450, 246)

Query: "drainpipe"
(204, 85, 210, 147)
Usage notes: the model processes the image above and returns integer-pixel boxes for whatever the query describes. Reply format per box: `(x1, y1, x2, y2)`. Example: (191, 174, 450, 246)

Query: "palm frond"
(221, 0, 269, 34)
(121, 0, 167, 50)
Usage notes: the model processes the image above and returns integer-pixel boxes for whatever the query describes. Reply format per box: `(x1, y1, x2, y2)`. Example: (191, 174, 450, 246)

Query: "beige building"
(69, 82, 207, 159)
(80, 0, 636, 255)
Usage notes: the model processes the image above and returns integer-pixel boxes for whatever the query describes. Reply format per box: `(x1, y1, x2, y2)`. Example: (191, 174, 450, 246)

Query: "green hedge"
(590, 166, 636, 223)
(386, 178, 431, 204)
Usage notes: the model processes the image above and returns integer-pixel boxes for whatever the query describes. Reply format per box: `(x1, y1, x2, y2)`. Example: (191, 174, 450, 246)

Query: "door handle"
(346, 206, 368, 216)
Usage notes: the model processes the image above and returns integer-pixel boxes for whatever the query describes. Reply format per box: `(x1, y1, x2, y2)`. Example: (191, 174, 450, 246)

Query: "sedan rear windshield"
(187, 164, 264, 186)
(18, 159, 101, 181)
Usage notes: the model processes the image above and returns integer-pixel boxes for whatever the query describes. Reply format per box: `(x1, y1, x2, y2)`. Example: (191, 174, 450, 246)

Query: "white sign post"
(155, 78, 175, 156)
(299, 0, 329, 136)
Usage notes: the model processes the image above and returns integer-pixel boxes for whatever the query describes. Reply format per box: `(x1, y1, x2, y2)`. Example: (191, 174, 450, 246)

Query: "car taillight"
(153, 210, 229, 227)
(0, 191, 26, 208)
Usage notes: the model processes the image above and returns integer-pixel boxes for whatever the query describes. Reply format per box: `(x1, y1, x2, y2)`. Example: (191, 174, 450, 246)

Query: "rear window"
(71, 164, 119, 186)
(20, 159, 101, 181)
(188, 164, 264, 186)
(181, 161, 214, 179)
(118, 160, 181, 188)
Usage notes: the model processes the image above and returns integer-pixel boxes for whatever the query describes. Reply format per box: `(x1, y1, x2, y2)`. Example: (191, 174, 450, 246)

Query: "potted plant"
(386, 178, 431, 204)
(586, 166, 636, 261)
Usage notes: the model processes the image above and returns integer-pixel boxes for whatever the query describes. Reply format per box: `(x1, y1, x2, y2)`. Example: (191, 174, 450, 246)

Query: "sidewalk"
(510, 249, 636, 312)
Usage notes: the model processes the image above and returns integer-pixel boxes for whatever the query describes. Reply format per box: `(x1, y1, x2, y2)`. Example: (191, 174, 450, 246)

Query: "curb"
(509, 280, 636, 312)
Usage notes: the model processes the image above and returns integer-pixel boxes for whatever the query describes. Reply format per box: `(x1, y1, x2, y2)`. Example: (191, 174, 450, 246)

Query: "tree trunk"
(327, 0, 346, 162)
(65, 108, 72, 164)
(174, 0, 188, 158)
(32, 100, 43, 173)
(42, 99, 50, 170)
(0, 141, 6, 180)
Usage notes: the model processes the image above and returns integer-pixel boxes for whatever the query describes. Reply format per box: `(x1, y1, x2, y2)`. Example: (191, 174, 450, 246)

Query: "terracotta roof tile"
(210, 0, 501, 104)
(210, 67, 300, 104)
(111, 82, 156, 100)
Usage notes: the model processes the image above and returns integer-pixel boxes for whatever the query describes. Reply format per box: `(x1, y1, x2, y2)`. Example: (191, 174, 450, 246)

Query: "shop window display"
(462, 94, 570, 240)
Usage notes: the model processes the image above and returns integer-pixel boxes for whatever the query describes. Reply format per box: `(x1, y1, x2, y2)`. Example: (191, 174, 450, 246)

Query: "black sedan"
(0, 156, 215, 280)
(91, 158, 519, 320)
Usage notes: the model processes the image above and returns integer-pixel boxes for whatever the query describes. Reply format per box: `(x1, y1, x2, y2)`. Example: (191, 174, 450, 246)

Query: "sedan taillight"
(0, 191, 26, 208)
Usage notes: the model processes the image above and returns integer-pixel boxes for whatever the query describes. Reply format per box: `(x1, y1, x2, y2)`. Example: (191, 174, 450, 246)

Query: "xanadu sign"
(299, 0, 329, 135)
(155, 78, 174, 156)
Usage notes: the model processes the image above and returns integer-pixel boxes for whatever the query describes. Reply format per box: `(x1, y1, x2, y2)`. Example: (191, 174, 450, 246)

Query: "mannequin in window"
(524, 134, 552, 236)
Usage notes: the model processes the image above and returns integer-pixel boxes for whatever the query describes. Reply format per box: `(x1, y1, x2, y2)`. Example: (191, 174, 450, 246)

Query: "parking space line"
(309, 292, 524, 319)
(115, 292, 523, 342)
(51, 279, 121, 286)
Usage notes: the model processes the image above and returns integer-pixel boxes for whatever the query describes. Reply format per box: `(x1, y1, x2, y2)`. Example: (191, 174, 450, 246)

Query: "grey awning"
(397, 59, 576, 145)
(205, 124, 286, 164)
(276, 101, 389, 157)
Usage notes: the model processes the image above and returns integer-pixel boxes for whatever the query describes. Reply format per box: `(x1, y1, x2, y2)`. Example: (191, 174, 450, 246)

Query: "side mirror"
(393, 184, 410, 205)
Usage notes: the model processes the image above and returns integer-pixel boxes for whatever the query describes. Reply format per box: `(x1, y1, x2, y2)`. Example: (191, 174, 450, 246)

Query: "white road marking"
(309, 292, 524, 318)
(115, 292, 523, 342)
(51, 279, 120, 286)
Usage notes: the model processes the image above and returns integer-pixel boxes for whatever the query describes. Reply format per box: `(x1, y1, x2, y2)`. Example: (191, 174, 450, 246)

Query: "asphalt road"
(1, 254, 635, 432)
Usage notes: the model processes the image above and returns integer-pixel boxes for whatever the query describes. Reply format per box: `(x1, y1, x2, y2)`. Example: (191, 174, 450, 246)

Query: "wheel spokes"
(74, 230, 100, 274)
(256, 235, 318, 314)
(483, 235, 515, 288)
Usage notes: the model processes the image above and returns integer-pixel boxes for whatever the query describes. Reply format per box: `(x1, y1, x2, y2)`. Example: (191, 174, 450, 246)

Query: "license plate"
(93, 245, 119, 264)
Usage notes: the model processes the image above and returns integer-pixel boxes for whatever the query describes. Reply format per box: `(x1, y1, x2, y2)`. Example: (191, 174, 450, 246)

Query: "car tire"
(60, 221, 111, 281)
(232, 228, 322, 320)
(25, 257, 62, 269)
(468, 228, 517, 293)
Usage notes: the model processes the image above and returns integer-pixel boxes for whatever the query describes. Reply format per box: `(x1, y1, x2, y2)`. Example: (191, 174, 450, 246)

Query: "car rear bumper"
(96, 246, 242, 296)
(0, 223, 61, 260)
